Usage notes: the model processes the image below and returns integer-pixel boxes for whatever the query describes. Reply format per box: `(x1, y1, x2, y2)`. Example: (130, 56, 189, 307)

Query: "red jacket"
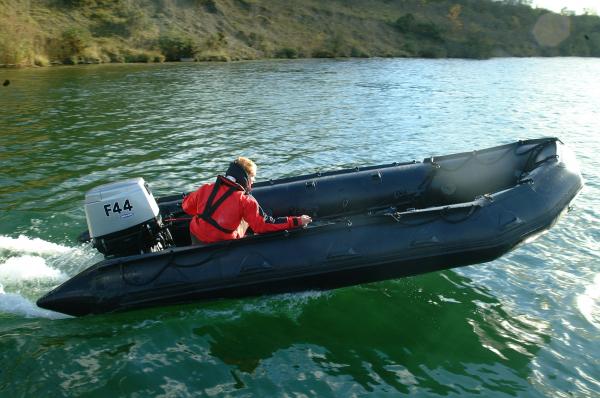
(182, 176, 301, 244)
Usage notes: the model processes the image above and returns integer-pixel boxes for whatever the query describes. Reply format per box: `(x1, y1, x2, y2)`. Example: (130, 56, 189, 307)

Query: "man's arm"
(241, 195, 301, 234)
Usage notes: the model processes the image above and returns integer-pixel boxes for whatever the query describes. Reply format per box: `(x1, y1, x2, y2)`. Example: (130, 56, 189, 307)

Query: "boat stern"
(36, 289, 99, 317)
(36, 266, 105, 317)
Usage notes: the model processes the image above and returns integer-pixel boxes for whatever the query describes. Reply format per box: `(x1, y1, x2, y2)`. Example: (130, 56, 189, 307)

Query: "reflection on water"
(0, 272, 550, 396)
(191, 272, 548, 395)
(1, 58, 599, 396)
(577, 274, 600, 330)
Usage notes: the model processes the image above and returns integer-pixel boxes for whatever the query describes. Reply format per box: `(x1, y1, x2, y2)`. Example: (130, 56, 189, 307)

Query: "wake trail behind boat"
(0, 284, 69, 319)
(0, 255, 66, 283)
(0, 235, 71, 256)
(0, 235, 96, 319)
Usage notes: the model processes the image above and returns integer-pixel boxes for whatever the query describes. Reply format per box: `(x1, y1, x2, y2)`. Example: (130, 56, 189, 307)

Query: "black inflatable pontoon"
(37, 138, 583, 316)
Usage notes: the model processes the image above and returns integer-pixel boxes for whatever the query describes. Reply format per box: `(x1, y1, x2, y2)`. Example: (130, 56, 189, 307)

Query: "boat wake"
(0, 235, 71, 256)
(0, 254, 66, 283)
(242, 290, 331, 321)
(0, 284, 68, 319)
(179, 290, 332, 323)
(0, 235, 97, 319)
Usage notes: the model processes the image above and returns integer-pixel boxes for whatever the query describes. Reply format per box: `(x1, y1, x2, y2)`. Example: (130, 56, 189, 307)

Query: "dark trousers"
(190, 233, 204, 246)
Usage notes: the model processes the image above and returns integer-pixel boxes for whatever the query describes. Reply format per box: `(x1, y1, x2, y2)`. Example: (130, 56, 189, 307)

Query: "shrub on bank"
(34, 54, 50, 67)
(0, 33, 32, 65)
(394, 13, 445, 42)
(195, 51, 230, 62)
(123, 50, 165, 63)
(312, 49, 336, 58)
(0, 10, 36, 66)
(61, 27, 93, 63)
(159, 31, 198, 61)
(204, 32, 228, 50)
(350, 46, 370, 58)
(443, 34, 494, 59)
(418, 45, 447, 58)
(274, 47, 298, 58)
(416, 22, 444, 42)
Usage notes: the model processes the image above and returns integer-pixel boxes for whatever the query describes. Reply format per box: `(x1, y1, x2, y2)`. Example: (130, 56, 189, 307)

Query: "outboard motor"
(84, 178, 172, 258)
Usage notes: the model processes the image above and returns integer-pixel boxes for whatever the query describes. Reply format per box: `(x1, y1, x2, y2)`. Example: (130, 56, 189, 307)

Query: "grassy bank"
(1, 0, 599, 67)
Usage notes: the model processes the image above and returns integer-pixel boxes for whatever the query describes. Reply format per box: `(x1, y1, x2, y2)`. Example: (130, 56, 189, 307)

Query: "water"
(1, 58, 598, 397)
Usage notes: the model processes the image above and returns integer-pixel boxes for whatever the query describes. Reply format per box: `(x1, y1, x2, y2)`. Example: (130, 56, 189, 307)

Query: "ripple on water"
(0, 235, 99, 319)
(576, 274, 600, 330)
(0, 58, 599, 397)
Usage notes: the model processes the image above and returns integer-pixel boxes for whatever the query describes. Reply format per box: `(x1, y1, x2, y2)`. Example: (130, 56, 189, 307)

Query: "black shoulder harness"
(197, 178, 238, 234)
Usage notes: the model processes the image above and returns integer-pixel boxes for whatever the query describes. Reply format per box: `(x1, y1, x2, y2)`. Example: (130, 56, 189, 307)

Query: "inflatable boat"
(37, 138, 583, 316)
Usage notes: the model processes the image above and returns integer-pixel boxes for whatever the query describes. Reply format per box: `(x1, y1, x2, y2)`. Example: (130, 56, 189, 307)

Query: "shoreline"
(4, 54, 600, 70)
(3, 1, 599, 71)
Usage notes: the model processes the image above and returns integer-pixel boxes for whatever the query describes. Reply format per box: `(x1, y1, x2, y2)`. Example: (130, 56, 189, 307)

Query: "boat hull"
(37, 138, 583, 316)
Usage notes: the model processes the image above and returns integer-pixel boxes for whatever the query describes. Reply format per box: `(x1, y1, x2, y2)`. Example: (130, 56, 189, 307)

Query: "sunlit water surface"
(0, 58, 598, 397)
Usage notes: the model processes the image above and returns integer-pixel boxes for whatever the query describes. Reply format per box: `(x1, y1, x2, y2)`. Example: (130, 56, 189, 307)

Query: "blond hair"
(236, 156, 257, 177)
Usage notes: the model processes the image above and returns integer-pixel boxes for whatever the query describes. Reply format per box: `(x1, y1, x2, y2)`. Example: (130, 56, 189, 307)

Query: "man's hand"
(299, 215, 312, 226)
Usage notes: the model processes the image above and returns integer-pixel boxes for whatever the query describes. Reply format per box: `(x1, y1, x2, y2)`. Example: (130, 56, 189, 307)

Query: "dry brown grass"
(1, 0, 599, 67)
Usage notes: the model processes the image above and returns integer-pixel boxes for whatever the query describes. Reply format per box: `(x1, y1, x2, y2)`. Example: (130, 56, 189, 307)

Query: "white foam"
(576, 274, 600, 329)
(241, 290, 329, 321)
(0, 236, 92, 320)
(0, 255, 66, 284)
(0, 235, 70, 256)
(0, 284, 69, 319)
(182, 290, 329, 322)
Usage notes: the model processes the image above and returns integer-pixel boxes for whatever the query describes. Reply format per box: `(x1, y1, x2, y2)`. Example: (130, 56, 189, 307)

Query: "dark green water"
(1, 59, 598, 397)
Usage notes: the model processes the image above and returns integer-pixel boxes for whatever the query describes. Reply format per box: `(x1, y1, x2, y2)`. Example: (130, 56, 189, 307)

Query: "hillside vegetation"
(1, 0, 599, 66)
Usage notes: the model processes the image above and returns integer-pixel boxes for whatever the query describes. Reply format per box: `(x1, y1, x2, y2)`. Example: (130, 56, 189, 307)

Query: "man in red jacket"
(182, 157, 312, 245)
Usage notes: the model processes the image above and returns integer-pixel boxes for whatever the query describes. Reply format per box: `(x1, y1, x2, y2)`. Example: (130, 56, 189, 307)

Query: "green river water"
(0, 58, 598, 397)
